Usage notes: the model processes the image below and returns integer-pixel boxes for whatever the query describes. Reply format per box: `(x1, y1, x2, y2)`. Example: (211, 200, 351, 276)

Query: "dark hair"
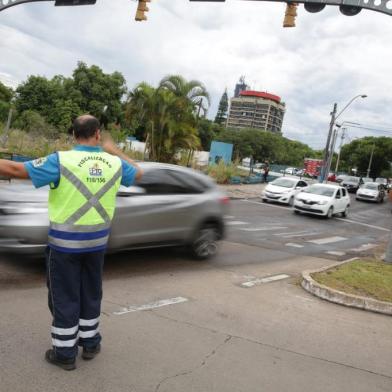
(72, 116, 100, 139)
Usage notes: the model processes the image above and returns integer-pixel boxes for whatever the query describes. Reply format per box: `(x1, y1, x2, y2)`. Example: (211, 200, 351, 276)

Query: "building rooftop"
(239, 90, 281, 104)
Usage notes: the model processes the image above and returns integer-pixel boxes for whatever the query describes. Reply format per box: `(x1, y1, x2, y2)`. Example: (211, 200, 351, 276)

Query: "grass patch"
(312, 259, 392, 302)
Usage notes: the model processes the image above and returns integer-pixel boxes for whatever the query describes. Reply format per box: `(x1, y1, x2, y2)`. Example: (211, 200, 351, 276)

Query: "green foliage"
(214, 90, 228, 125)
(14, 110, 56, 138)
(0, 81, 13, 123)
(216, 127, 316, 166)
(125, 77, 203, 163)
(196, 118, 224, 151)
(207, 160, 240, 184)
(339, 136, 392, 177)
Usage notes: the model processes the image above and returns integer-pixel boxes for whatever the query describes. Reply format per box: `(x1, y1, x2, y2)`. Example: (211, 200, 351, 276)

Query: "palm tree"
(159, 75, 210, 115)
(125, 82, 200, 163)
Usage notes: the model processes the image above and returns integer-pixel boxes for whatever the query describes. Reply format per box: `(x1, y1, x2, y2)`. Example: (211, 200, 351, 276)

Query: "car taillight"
(219, 196, 230, 205)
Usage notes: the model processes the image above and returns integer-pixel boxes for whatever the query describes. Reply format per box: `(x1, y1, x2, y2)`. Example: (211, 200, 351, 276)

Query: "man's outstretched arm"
(0, 159, 29, 179)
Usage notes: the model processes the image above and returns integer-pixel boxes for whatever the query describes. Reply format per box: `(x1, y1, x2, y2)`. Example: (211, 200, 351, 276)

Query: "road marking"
(242, 199, 290, 211)
(226, 221, 249, 226)
(349, 243, 377, 252)
(242, 274, 290, 287)
(336, 218, 390, 232)
(224, 215, 235, 219)
(240, 226, 288, 232)
(326, 251, 346, 256)
(285, 243, 304, 248)
(281, 232, 321, 239)
(113, 297, 188, 315)
(308, 236, 347, 245)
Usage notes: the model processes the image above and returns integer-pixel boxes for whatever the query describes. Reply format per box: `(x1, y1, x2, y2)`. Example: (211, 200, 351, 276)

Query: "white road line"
(326, 251, 346, 256)
(285, 243, 304, 248)
(226, 221, 249, 226)
(224, 215, 235, 219)
(240, 226, 288, 232)
(242, 274, 290, 287)
(349, 243, 377, 252)
(113, 297, 188, 315)
(336, 218, 390, 232)
(274, 230, 309, 236)
(308, 236, 347, 245)
(282, 232, 321, 239)
(241, 199, 290, 211)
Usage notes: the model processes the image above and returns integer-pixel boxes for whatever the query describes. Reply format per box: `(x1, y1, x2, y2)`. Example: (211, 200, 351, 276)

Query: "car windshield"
(304, 185, 335, 197)
(345, 176, 359, 183)
(362, 183, 378, 190)
(376, 178, 387, 184)
(271, 178, 296, 188)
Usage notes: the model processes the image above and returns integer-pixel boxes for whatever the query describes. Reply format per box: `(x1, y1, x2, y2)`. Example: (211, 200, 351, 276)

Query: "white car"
(261, 177, 309, 205)
(293, 184, 350, 218)
(356, 182, 385, 203)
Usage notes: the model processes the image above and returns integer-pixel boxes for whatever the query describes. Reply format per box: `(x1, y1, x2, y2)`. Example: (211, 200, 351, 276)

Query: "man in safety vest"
(0, 114, 142, 370)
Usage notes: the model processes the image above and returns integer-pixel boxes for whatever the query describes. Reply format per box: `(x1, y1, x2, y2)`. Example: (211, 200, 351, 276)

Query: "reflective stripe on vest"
(48, 151, 122, 253)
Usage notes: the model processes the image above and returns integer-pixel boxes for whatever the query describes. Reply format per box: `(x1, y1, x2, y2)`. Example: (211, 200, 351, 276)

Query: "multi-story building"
(227, 90, 285, 133)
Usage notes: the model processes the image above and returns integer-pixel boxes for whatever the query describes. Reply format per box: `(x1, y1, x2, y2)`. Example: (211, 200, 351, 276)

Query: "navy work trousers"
(45, 246, 105, 360)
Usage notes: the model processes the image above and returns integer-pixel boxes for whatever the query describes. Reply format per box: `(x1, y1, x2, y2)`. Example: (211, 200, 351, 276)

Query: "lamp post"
(320, 95, 367, 183)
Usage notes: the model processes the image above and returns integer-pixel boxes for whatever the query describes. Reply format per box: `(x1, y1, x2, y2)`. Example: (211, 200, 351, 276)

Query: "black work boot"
(82, 344, 101, 360)
(45, 349, 76, 371)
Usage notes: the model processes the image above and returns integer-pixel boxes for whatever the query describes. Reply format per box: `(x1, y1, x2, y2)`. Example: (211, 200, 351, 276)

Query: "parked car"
(335, 174, 348, 184)
(356, 182, 385, 203)
(0, 163, 228, 259)
(327, 173, 336, 182)
(341, 176, 362, 193)
(293, 184, 350, 218)
(281, 167, 299, 175)
(375, 177, 389, 191)
(261, 177, 308, 205)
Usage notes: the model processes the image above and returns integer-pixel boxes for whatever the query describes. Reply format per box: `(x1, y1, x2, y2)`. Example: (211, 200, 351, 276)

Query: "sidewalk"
(218, 183, 267, 199)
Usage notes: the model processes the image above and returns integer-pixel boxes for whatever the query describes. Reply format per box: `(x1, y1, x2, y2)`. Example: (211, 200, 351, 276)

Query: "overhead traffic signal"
(283, 2, 298, 28)
(135, 0, 151, 22)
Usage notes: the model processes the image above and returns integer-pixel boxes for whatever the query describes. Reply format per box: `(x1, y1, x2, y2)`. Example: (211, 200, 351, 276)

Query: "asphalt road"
(1, 195, 391, 392)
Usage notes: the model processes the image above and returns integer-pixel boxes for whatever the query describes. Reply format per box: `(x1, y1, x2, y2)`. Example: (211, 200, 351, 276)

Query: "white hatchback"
(293, 184, 350, 218)
(261, 177, 309, 205)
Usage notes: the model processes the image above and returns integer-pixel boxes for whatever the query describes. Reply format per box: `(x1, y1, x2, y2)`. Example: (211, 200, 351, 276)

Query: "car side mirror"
(117, 185, 146, 196)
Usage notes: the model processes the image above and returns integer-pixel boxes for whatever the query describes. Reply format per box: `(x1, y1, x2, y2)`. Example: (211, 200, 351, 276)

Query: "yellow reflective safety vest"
(48, 149, 122, 253)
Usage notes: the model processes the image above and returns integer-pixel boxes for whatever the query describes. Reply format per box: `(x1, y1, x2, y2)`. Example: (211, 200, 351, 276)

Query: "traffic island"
(301, 258, 392, 316)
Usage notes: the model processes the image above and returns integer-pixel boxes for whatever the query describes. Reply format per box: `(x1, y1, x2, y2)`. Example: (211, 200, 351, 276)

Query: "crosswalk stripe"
(285, 243, 303, 248)
(227, 221, 249, 226)
(308, 236, 347, 245)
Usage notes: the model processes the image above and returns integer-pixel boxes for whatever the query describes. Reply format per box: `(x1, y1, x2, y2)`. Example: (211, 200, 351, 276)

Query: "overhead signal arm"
(189, 0, 392, 26)
(0, 0, 96, 12)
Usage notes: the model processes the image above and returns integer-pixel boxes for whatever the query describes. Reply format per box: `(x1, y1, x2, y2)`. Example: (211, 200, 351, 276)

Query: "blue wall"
(209, 141, 233, 165)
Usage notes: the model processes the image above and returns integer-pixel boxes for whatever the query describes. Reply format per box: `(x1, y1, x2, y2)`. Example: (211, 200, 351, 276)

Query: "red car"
(327, 173, 337, 182)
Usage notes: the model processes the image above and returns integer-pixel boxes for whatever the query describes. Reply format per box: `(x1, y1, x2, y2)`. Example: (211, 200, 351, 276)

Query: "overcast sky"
(1, 0, 391, 149)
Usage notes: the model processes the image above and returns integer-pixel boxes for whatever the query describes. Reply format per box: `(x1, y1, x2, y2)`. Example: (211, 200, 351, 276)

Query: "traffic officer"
(0, 114, 142, 370)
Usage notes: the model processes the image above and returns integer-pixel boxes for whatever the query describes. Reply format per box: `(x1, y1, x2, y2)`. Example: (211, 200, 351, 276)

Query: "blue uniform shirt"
(24, 145, 137, 189)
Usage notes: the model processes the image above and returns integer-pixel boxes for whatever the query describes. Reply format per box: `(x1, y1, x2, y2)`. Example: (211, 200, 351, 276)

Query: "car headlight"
(317, 200, 328, 205)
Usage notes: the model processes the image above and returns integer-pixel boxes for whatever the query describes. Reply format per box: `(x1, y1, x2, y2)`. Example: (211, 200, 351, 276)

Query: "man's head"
(72, 115, 101, 144)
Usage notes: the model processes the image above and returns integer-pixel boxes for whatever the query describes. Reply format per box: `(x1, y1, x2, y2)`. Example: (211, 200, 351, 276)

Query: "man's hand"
(101, 134, 143, 180)
(0, 159, 29, 179)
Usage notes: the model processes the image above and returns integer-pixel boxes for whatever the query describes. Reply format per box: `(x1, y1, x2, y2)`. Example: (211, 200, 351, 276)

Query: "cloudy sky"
(1, 0, 392, 149)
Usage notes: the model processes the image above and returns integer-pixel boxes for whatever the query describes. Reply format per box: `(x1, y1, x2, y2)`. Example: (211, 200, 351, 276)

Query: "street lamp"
(320, 95, 367, 182)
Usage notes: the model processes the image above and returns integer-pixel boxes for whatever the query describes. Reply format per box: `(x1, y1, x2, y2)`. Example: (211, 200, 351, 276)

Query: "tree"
(125, 82, 200, 163)
(214, 89, 228, 125)
(69, 62, 127, 127)
(0, 81, 13, 123)
(159, 74, 210, 115)
(197, 118, 224, 151)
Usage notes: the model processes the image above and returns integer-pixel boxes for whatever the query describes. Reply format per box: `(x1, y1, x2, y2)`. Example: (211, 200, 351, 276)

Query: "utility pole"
(320, 103, 337, 183)
(366, 143, 375, 178)
(335, 127, 346, 174)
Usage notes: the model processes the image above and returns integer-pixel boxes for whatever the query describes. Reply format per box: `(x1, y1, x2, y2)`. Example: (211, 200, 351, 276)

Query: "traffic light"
(54, 0, 96, 5)
(283, 2, 298, 28)
(135, 0, 151, 22)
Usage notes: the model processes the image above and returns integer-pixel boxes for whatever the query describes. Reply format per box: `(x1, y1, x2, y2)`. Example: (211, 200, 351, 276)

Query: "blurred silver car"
(0, 162, 228, 259)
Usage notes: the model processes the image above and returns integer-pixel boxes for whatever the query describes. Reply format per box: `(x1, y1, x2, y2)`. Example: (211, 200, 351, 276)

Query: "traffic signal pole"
(320, 103, 337, 183)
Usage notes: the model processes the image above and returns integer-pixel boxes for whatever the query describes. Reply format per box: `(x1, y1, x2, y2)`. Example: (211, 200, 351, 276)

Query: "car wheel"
(189, 224, 219, 260)
(288, 196, 294, 206)
(326, 207, 333, 219)
(262, 198, 268, 203)
(341, 206, 349, 218)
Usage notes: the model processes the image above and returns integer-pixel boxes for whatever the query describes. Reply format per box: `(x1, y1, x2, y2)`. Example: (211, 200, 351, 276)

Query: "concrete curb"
(301, 260, 392, 316)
